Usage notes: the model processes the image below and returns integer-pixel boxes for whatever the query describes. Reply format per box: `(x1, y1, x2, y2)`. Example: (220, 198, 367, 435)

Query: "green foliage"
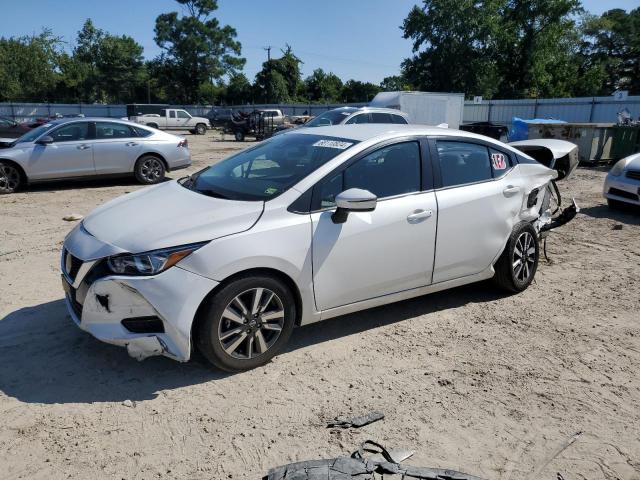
(153, 0, 245, 103)
(224, 73, 253, 104)
(304, 69, 344, 103)
(341, 80, 382, 103)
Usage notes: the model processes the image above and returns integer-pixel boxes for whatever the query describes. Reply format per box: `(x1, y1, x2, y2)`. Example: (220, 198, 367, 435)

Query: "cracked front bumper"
(61, 225, 218, 362)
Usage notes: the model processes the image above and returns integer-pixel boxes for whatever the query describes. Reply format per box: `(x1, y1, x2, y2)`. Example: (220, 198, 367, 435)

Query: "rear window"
(392, 115, 408, 124)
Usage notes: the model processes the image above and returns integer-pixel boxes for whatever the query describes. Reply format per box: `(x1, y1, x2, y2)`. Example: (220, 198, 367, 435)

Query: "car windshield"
(11, 123, 55, 144)
(183, 133, 359, 201)
(305, 109, 357, 127)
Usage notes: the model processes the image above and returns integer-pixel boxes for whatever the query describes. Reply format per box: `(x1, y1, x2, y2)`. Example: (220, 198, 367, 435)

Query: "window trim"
(294, 136, 432, 214)
(428, 136, 515, 190)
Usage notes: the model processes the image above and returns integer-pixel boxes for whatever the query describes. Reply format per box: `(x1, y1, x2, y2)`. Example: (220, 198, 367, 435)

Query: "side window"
(370, 112, 393, 123)
(96, 122, 135, 139)
(489, 148, 512, 177)
(177, 110, 190, 119)
(314, 141, 421, 209)
(392, 115, 408, 124)
(50, 123, 89, 142)
(169, 111, 177, 119)
(436, 141, 492, 187)
(133, 126, 153, 137)
(345, 114, 370, 125)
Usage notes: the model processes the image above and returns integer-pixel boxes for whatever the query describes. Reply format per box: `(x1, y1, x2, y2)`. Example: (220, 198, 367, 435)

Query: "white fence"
(2, 96, 639, 126)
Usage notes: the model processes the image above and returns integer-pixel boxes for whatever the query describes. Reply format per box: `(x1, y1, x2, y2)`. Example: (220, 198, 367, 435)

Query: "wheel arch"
(190, 267, 304, 353)
(0, 158, 28, 184)
(135, 151, 169, 172)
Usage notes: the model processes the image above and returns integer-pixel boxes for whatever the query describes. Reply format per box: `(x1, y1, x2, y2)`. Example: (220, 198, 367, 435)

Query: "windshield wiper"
(198, 188, 230, 199)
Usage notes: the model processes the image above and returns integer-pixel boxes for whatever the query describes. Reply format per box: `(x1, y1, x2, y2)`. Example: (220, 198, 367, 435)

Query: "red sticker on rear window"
(492, 153, 507, 170)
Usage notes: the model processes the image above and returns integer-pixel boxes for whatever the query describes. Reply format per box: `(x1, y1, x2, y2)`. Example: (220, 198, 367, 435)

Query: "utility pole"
(264, 46, 272, 62)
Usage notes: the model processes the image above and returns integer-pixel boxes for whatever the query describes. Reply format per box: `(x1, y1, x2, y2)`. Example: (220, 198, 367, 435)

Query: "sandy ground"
(1, 131, 639, 480)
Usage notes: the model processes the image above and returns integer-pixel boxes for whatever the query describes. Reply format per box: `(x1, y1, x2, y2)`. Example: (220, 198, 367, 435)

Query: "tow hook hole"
(95, 294, 110, 312)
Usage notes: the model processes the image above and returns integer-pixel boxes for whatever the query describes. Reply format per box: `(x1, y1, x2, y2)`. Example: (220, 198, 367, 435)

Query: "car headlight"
(107, 242, 208, 276)
(609, 158, 629, 177)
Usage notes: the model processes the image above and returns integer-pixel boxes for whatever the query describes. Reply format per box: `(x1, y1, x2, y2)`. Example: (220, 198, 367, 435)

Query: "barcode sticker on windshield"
(313, 140, 353, 150)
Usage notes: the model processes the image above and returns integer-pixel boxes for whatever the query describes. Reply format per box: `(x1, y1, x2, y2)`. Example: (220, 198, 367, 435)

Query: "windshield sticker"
(264, 187, 279, 195)
(313, 139, 353, 150)
(491, 153, 507, 170)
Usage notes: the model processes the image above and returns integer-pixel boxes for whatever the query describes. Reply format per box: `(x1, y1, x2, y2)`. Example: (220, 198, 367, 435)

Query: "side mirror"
(332, 188, 377, 224)
(37, 136, 54, 145)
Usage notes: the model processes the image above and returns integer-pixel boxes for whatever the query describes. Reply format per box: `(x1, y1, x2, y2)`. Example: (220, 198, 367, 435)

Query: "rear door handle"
(407, 209, 433, 222)
(125, 142, 138, 147)
(503, 185, 520, 197)
(77, 144, 90, 150)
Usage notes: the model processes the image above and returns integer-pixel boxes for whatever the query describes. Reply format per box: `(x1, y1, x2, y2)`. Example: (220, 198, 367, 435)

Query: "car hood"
(82, 181, 264, 253)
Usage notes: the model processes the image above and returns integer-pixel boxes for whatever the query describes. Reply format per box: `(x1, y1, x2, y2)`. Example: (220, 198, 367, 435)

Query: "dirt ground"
(1, 131, 639, 480)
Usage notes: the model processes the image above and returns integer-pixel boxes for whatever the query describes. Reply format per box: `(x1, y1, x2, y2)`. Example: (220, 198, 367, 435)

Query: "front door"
(311, 140, 438, 311)
(26, 122, 94, 180)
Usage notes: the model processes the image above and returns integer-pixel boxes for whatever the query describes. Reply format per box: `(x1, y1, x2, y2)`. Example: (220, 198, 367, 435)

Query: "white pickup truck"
(131, 108, 209, 135)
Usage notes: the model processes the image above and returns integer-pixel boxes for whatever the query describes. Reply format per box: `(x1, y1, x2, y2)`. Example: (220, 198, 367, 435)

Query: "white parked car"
(0, 118, 191, 193)
(61, 125, 576, 371)
(604, 152, 640, 208)
(130, 108, 209, 135)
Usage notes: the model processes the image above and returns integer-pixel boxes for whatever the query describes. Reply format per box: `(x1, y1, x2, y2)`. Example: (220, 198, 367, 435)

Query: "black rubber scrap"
(263, 441, 484, 480)
(327, 411, 385, 428)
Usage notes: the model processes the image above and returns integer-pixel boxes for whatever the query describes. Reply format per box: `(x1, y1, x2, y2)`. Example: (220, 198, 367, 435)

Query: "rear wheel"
(0, 162, 22, 194)
(197, 275, 296, 372)
(147, 123, 159, 130)
(234, 130, 245, 142)
(134, 155, 165, 184)
(493, 222, 539, 293)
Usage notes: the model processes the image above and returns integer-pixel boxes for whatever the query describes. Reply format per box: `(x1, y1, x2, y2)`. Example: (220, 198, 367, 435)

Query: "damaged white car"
(61, 125, 577, 371)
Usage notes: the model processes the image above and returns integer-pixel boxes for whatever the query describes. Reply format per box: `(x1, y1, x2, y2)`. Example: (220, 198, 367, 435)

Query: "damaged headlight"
(107, 242, 208, 276)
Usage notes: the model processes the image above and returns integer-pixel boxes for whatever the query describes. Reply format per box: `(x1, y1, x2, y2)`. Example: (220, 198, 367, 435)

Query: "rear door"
(26, 122, 94, 180)
(92, 122, 143, 175)
(310, 139, 438, 310)
(430, 138, 522, 283)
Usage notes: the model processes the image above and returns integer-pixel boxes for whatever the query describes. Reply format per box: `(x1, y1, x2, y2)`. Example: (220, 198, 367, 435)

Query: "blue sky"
(2, 0, 638, 84)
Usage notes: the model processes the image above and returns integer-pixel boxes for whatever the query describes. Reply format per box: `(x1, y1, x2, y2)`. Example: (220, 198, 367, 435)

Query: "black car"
(208, 108, 235, 128)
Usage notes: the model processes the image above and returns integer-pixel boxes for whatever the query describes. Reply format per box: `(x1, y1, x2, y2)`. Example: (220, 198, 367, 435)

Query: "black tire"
(195, 123, 207, 135)
(493, 222, 539, 293)
(196, 274, 296, 372)
(234, 130, 245, 142)
(134, 155, 166, 185)
(147, 123, 159, 130)
(0, 161, 22, 194)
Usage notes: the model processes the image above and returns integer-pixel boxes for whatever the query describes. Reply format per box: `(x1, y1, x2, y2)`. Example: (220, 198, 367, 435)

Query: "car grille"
(63, 249, 83, 282)
(626, 170, 640, 181)
(609, 187, 639, 201)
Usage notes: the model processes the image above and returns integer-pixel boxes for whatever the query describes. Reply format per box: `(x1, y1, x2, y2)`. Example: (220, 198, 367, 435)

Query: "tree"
(380, 75, 412, 91)
(224, 73, 252, 104)
(154, 0, 245, 103)
(252, 45, 304, 102)
(304, 68, 343, 103)
(341, 80, 381, 102)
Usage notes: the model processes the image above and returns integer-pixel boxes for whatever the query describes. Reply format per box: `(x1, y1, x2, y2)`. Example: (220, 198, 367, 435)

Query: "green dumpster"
(612, 126, 640, 159)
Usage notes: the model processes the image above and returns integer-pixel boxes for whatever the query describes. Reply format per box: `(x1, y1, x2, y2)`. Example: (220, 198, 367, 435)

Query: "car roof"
(42, 117, 149, 128)
(293, 124, 499, 143)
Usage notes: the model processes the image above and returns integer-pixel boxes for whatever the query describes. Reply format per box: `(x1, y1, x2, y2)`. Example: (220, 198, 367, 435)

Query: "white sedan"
(61, 125, 576, 371)
(604, 153, 640, 208)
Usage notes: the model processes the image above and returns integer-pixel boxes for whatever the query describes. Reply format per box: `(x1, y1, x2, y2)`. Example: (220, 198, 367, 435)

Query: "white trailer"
(369, 91, 465, 129)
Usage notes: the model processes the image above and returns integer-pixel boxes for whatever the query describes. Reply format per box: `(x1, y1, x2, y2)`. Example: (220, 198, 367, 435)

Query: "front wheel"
(134, 155, 166, 185)
(493, 222, 539, 293)
(195, 123, 207, 135)
(0, 162, 22, 194)
(234, 130, 245, 142)
(196, 275, 296, 372)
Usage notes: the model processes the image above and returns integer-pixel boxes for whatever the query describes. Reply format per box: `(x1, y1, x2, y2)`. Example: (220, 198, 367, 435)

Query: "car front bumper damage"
(61, 225, 218, 362)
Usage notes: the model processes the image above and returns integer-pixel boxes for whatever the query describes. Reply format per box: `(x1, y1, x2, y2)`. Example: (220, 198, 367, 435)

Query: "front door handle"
(125, 142, 138, 147)
(407, 209, 433, 223)
(503, 185, 520, 197)
(77, 144, 90, 150)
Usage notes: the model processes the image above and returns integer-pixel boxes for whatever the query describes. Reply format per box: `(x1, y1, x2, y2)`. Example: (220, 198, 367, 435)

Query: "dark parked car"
(208, 108, 235, 128)
(0, 117, 31, 139)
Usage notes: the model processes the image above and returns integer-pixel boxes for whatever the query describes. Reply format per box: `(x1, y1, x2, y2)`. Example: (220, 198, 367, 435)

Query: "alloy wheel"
(0, 164, 20, 192)
(218, 287, 285, 359)
(140, 158, 163, 182)
(512, 231, 536, 282)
